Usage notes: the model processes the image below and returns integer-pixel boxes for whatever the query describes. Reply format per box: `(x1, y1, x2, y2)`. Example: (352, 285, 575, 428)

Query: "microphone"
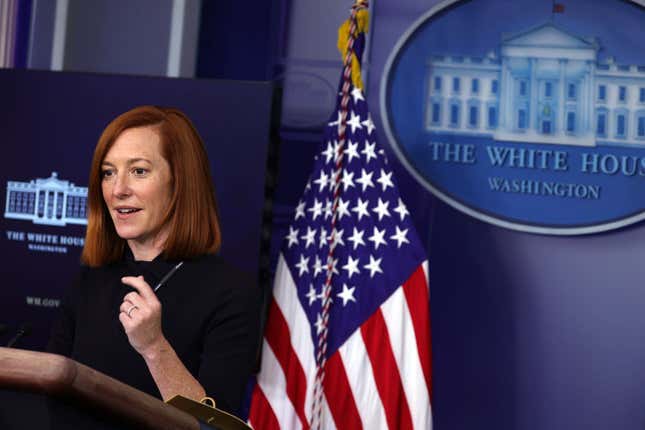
(6, 323, 32, 348)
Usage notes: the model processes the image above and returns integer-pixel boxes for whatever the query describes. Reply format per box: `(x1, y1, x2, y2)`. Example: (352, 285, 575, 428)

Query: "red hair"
(81, 106, 221, 266)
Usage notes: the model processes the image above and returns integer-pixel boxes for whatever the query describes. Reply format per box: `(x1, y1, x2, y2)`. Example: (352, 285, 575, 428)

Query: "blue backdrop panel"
(369, 1, 645, 429)
(0, 69, 273, 350)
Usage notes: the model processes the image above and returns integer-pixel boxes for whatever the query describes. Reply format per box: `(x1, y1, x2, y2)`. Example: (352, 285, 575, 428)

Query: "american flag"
(248, 5, 431, 429)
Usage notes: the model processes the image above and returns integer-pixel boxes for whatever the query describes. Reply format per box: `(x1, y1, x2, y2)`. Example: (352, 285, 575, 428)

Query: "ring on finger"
(126, 305, 139, 318)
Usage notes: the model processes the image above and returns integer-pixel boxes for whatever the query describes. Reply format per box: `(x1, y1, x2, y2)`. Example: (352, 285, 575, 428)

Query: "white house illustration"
(4, 172, 88, 226)
(425, 23, 645, 147)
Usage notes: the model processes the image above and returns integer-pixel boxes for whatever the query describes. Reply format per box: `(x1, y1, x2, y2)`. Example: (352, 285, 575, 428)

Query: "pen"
(154, 261, 184, 292)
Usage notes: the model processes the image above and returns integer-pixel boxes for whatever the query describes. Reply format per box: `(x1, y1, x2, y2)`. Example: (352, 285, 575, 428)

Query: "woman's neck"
(127, 243, 163, 261)
(127, 229, 169, 261)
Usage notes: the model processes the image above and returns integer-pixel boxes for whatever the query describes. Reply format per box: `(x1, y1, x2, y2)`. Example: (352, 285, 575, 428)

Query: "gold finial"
(337, 2, 369, 89)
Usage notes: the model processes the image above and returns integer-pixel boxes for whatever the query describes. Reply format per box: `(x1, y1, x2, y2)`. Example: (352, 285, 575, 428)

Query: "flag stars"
(337, 284, 357, 306)
(346, 111, 363, 134)
(348, 227, 366, 250)
(324, 199, 333, 220)
(315, 313, 325, 334)
(330, 257, 340, 275)
(301, 227, 317, 248)
(362, 141, 377, 164)
(313, 170, 329, 192)
(341, 170, 355, 191)
(376, 169, 394, 192)
(390, 226, 410, 248)
(344, 140, 360, 164)
(313, 255, 324, 277)
(337, 198, 351, 221)
(361, 114, 376, 135)
(368, 226, 387, 250)
(342, 255, 361, 279)
(306, 284, 317, 305)
(328, 172, 338, 193)
(295, 254, 309, 276)
(356, 168, 374, 192)
(317, 285, 329, 303)
(319, 227, 328, 248)
(328, 229, 345, 247)
(333, 141, 342, 164)
(364, 255, 383, 278)
(322, 257, 340, 276)
(295, 200, 306, 220)
(329, 170, 341, 192)
(308, 198, 323, 220)
(328, 110, 342, 128)
(286, 227, 299, 248)
(351, 87, 365, 104)
(394, 198, 410, 221)
(372, 198, 391, 221)
(322, 141, 335, 163)
(352, 198, 370, 221)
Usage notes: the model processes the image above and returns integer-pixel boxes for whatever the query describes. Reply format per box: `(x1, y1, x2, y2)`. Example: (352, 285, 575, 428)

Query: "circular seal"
(380, 0, 645, 235)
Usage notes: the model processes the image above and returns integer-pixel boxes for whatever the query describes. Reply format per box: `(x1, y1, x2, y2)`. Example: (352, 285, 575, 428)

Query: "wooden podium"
(0, 347, 202, 429)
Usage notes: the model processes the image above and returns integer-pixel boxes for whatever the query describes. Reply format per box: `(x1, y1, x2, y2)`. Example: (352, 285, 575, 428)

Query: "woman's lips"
(114, 207, 142, 220)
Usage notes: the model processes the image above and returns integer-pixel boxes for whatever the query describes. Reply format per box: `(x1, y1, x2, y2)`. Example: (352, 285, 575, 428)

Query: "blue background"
(369, 0, 645, 428)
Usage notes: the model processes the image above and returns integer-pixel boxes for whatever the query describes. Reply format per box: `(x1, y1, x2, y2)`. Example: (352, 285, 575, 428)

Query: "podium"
(0, 347, 202, 429)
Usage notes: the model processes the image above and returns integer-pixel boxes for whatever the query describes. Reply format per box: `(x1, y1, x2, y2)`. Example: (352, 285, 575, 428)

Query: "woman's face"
(101, 126, 172, 251)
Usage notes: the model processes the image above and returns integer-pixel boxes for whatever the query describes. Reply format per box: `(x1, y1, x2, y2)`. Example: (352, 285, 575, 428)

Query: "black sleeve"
(198, 270, 262, 415)
(46, 269, 84, 356)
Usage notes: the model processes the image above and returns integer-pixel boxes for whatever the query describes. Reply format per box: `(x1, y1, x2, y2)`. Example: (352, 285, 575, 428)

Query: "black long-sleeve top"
(47, 250, 261, 416)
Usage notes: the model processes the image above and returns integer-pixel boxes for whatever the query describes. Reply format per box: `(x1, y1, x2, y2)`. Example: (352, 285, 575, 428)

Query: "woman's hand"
(119, 275, 166, 358)
(118, 275, 205, 401)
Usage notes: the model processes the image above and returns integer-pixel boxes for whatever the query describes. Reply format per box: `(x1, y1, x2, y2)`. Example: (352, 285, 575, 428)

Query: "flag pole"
(310, 2, 369, 429)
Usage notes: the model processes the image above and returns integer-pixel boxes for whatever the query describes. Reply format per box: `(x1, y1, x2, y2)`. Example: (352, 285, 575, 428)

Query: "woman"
(48, 106, 261, 416)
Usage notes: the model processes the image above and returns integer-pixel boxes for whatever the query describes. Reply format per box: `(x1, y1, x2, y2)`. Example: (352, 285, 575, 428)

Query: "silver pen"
(153, 261, 184, 292)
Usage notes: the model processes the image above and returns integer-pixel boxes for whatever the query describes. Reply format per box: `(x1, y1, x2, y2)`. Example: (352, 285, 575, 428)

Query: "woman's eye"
(101, 169, 114, 179)
(133, 168, 147, 176)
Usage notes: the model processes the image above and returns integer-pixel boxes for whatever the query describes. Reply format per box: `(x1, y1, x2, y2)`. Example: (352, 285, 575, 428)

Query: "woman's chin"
(115, 229, 142, 242)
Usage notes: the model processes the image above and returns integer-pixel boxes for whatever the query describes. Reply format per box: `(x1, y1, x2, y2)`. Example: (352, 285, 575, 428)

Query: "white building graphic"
(425, 23, 645, 147)
(4, 172, 88, 226)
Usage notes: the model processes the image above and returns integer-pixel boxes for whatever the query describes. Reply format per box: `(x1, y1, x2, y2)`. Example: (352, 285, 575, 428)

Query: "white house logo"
(381, 0, 645, 234)
(426, 25, 645, 148)
(4, 172, 88, 226)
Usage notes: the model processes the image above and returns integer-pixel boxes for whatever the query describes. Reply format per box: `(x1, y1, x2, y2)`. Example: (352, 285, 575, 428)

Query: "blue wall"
(196, 0, 281, 80)
(368, 0, 645, 429)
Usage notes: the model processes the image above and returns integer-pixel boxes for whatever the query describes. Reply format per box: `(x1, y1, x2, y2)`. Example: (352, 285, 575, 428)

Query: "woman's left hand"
(119, 275, 165, 358)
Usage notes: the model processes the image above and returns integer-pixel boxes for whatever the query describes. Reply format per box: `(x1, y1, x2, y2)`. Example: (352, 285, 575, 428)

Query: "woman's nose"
(113, 174, 131, 198)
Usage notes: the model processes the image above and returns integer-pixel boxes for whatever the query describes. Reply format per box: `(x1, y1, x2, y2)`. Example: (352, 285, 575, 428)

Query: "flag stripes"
(264, 299, 310, 429)
(382, 280, 432, 428)
(271, 255, 316, 414)
(402, 263, 432, 398)
(337, 326, 388, 428)
(361, 308, 414, 430)
(249, 384, 280, 430)
(250, 260, 431, 429)
(254, 339, 302, 430)
(323, 352, 362, 429)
